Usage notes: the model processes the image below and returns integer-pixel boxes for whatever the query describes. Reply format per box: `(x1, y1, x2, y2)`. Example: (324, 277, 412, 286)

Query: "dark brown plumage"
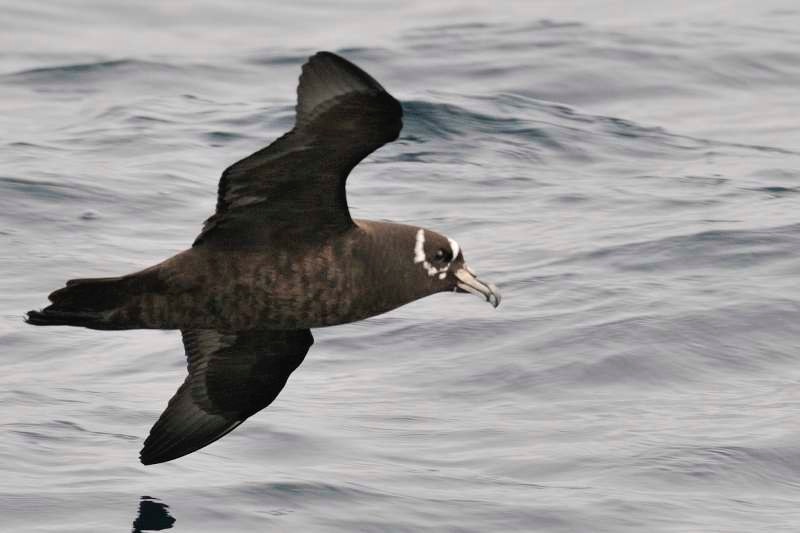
(26, 51, 500, 465)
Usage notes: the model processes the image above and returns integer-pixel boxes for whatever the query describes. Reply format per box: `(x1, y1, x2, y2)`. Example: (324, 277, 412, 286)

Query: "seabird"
(26, 51, 501, 465)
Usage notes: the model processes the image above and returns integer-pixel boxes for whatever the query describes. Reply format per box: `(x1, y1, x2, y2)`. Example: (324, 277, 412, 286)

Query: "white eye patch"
(413, 229, 460, 279)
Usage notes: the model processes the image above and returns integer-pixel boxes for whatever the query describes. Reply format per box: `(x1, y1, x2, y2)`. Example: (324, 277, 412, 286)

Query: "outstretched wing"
(194, 51, 403, 247)
(140, 329, 313, 465)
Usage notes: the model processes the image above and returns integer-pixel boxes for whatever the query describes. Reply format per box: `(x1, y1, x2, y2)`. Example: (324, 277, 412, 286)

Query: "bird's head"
(411, 228, 501, 307)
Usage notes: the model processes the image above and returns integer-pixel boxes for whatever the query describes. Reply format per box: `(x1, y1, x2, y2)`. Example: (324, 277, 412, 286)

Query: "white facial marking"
(414, 229, 461, 279)
(448, 238, 460, 261)
(414, 229, 426, 264)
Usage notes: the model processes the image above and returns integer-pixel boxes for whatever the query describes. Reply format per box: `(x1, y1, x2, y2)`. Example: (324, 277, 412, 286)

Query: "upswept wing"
(195, 52, 403, 247)
(140, 329, 313, 465)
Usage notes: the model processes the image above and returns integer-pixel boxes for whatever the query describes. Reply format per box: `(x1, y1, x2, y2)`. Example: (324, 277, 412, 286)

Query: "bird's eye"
(434, 248, 452, 263)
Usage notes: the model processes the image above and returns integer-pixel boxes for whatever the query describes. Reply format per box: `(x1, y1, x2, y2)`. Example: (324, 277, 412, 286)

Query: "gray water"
(3, 1, 800, 531)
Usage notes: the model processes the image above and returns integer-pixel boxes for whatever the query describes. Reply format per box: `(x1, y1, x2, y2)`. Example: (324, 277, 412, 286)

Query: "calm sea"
(2, 1, 800, 531)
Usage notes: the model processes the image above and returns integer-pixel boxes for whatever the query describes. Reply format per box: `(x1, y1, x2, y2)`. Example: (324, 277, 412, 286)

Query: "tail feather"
(26, 277, 126, 329)
(26, 269, 164, 330)
(25, 308, 106, 328)
(49, 277, 127, 311)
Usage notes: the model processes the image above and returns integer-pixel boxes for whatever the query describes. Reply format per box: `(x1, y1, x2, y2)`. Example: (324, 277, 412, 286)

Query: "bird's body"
(50, 220, 447, 331)
(27, 51, 500, 464)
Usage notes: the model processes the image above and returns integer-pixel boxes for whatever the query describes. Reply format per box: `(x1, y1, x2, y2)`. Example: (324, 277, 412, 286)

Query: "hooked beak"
(454, 265, 501, 308)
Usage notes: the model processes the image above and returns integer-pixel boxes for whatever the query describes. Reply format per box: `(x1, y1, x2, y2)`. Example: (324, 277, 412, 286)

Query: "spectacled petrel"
(26, 51, 501, 465)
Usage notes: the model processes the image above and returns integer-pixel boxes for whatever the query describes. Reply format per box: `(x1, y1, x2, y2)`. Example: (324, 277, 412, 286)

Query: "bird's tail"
(26, 269, 162, 330)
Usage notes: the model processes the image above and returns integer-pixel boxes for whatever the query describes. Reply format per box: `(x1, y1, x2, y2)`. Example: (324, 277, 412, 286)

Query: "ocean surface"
(2, 1, 800, 531)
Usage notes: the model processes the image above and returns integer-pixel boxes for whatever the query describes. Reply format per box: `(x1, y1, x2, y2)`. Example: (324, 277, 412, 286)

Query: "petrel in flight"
(27, 51, 501, 465)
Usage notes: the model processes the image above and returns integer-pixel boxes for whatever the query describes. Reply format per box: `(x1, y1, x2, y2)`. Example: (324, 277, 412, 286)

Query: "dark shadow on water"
(131, 496, 175, 532)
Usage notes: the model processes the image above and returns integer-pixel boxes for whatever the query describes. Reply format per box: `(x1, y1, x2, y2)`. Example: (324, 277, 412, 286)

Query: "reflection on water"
(131, 496, 175, 532)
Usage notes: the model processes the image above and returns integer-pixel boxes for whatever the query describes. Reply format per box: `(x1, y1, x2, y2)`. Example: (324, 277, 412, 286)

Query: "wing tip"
(139, 433, 174, 465)
(303, 50, 384, 88)
(139, 450, 163, 466)
(308, 50, 338, 61)
(139, 445, 185, 466)
(138, 419, 244, 466)
(296, 50, 392, 121)
(138, 437, 193, 466)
